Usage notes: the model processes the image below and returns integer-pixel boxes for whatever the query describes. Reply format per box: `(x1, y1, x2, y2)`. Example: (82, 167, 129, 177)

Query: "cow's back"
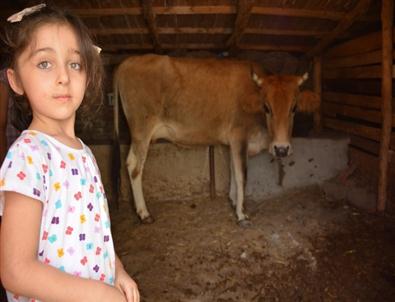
(115, 54, 262, 145)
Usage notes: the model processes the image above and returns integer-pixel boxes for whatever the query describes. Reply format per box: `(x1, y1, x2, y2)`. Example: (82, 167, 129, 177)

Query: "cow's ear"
(297, 90, 320, 113)
(252, 72, 263, 87)
(242, 72, 266, 113)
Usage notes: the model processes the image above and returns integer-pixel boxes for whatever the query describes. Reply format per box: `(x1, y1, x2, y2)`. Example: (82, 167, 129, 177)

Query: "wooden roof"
(0, 0, 381, 62)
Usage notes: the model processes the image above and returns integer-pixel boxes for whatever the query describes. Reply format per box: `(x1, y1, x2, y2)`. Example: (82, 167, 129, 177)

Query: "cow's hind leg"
(229, 139, 250, 226)
(127, 138, 153, 223)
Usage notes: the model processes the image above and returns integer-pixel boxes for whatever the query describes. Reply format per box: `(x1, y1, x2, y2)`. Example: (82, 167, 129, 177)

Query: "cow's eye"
(291, 105, 297, 114)
(263, 104, 271, 114)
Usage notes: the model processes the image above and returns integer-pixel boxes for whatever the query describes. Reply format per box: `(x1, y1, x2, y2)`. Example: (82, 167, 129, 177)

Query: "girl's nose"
(57, 65, 70, 85)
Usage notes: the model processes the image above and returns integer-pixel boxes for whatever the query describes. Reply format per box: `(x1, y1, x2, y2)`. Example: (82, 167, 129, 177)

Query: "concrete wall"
(90, 136, 349, 205)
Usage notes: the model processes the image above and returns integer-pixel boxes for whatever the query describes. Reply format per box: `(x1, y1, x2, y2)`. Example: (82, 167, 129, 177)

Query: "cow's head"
(246, 72, 320, 158)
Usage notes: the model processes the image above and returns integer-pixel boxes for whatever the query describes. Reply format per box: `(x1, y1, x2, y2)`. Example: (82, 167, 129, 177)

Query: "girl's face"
(7, 23, 87, 126)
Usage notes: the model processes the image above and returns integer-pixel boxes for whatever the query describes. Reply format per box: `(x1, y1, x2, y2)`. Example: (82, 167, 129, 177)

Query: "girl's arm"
(0, 191, 126, 302)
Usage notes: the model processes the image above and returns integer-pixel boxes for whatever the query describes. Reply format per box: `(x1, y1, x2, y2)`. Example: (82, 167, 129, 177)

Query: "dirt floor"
(111, 185, 395, 302)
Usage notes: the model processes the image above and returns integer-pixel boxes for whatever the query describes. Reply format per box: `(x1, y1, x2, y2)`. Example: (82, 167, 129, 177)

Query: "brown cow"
(113, 54, 319, 226)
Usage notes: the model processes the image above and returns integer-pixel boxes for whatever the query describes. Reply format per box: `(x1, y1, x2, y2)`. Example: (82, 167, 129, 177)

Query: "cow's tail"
(112, 71, 121, 209)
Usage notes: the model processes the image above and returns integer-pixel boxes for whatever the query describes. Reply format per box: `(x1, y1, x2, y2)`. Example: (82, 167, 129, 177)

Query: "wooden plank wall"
(322, 32, 395, 156)
(322, 30, 395, 199)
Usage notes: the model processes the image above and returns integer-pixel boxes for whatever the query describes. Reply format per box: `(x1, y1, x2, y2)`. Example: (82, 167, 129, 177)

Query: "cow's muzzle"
(274, 145, 289, 157)
(270, 142, 292, 158)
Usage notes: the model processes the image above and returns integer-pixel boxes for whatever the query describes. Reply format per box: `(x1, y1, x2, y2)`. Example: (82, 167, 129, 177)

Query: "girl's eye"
(37, 61, 51, 69)
(70, 62, 82, 70)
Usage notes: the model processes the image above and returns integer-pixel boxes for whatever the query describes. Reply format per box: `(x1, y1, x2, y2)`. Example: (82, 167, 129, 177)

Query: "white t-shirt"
(0, 130, 116, 302)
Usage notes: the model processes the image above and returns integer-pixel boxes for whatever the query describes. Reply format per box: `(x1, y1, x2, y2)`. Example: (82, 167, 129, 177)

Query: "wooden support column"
(209, 146, 216, 200)
(378, 0, 393, 211)
(313, 56, 322, 132)
(141, 0, 162, 53)
(226, 0, 254, 51)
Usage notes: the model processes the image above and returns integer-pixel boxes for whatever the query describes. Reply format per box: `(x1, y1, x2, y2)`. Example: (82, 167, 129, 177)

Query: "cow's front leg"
(127, 140, 153, 223)
(230, 140, 250, 226)
(229, 159, 236, 208)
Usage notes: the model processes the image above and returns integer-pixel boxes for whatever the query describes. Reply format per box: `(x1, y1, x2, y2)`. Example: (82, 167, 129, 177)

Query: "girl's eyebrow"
(29, 47, 54, 58)
(29, 47, 81, 59)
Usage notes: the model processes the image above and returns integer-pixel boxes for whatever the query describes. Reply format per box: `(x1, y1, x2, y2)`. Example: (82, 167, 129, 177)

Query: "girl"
(0, 4, 139, 302)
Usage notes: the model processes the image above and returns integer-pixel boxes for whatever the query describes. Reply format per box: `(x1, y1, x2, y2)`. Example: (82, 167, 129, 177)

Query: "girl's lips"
(54, 95, 71, 101)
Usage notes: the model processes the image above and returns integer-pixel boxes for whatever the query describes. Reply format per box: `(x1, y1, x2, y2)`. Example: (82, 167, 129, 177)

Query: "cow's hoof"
(141, 216, 155, 224)
(238, 219, 252, 228)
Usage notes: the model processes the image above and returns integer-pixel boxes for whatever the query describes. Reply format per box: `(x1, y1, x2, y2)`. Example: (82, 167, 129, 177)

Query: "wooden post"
(377, 0, 393, 211)
(209, 146, 216, 200)
(226, 0, 254, 51)
(313, 56, 322, 132)
(141, 0, 162, 53)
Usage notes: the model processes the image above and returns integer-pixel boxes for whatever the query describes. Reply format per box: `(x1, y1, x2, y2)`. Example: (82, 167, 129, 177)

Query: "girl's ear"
(7, 68, 24, 95)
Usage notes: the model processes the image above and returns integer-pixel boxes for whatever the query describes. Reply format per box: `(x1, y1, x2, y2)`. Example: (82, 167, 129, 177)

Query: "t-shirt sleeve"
(0, 140, 47, 205)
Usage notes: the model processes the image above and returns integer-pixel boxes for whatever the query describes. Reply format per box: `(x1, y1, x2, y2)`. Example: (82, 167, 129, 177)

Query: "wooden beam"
(103, 43, 154, 50)
(323, 102, 395, 126)
(226, 0, 254, 50)
(72, 7, 142, 16)
(70, 5, 363, 21)
(103, 43, 224, 51)
(323, 50, 395, 69)
(103, 42, 309, 52)
(0, 5, 369, 25)
(90, 28, 149, 35)
(245, 28, 328, 37)
(238, 44, 309, 52)
(154, 5, 235, 15)
(323, 65, 395, 79)
(378, 0, 393, 211)
(11, 5, 337, 18)
(324, 117, 380, 140)
(141, 0, 161, 53)
(90, 26, 327, 36)
(322, 91, 382, 110)
(156, 6, 344, 19)
(350, 135, 381, 155)
(324, 117, 395, 146)
(306, 0, 372, 58)
(251, 6, 343, 20)
(324, 30, 395, 58)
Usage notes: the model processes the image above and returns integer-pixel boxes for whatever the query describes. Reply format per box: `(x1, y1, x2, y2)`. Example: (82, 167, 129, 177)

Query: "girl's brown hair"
(3, 5, 103, 129)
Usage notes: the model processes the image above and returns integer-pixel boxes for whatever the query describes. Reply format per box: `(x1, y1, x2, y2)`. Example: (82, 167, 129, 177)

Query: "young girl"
(0, 4, 139, 302)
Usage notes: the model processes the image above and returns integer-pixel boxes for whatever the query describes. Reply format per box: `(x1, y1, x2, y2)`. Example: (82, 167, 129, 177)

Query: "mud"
(111, 186, 395, 302)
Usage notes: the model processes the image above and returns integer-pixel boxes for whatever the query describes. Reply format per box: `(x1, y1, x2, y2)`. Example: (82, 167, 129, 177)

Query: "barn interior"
(0, 0, 395, 301)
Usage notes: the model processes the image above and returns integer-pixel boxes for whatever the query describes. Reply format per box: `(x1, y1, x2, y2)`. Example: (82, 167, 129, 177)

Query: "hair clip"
(7, 3, 46, 23)
(93, 45, 102, 54)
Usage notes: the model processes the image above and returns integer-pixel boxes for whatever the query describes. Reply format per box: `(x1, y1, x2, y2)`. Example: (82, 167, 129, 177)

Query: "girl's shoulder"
(13, 130, 49, 146)
(8, 130, 65, 158)
(2, 131, 49, 173)
(9, 130, 93, 164)
(17, 130, 86, 152)
(7, 130, 50, 157)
